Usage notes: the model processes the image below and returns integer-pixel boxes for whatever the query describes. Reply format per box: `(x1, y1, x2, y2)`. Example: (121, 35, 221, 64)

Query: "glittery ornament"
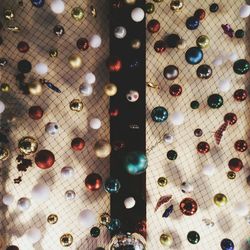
(18, 136, 38, 155)
(179, 197, 198, 216)
(158, 177, 168, 187)
(207, 94, 223, 108)
(233, 59, 250, 74)
(47, 214, 58, 224)
(77, 38, 89, 51)
(85, 173, 102, 191)
(60, 233, 73, 247)
(160, 234, 173, 246)
(35, 150, 55, 169)
(228, 158, 243, 172)
(151, 106, 168, 122)
(213, 193, 228, 207)
(69, 99, 83, 112)
(197, 141, 210, 154)
(185, 47, 203, 65)
(187, 231, 200, 244)
(234, 140, 247, 152)
(233, 89, 247, 101)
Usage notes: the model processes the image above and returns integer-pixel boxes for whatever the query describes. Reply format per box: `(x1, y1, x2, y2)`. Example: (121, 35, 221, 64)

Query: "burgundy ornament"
(234, 140, 248, 152)
(147, 19, 160, 33)
(107, 57, 122, 72)
(154, 40, 166, 53)
(179, 197, 198, 216)
(85, 173, 102, 191)
(228, 158, 243, 172)
(224, 113, 237, 125)
(28, 106, 44, 120)
(197, 141, 210, 154)
(169, 84, 182, 96)
(71, 137, 85, 151)
(234, 89, 247, 101)
(35, 150, 55, 169)
(77, 38, 89, 51)
(194, 9, 206, 20)
(194, 128, 203, 137)
(17, 41, 29, 53)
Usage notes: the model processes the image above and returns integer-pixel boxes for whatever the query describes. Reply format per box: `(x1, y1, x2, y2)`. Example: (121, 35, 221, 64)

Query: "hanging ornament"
(181, 182, 193, 193)
(17, 41, 29, 53)
(90, 227, 100, 238)
(78, 210, 96, 229)
(99, 213, 111, 226)
(35, 150, 55, 169)
(50, 0, 65, 14)
(167, 150, 177, 160)
(196, 35, 209, 49)
(17, 197, 31, 211)
(114, 26, 127, 39)
(45, 122, 59, 135)
(49, 48, 58, 58)
(124, 197, 136, 209)
(145, 3, 155, 14)
(165, 34, 181, 48)
(131, 7, 145, 22)
(210, 3, 219, 12)
(227, 171, 236, 180)
(65, 190, 76, 201)
(179, 198, 198, 216)
(158, 177, 168, 187)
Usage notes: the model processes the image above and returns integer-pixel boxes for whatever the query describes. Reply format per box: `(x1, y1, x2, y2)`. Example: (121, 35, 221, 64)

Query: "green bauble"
(124, 152, 148, 175)
(90, 227, 100, 238)
(190, 100, 199, 109)
(207, 94, 223, 109)
(146, 3, 155, 14)
(233, 59, 250, 75)
(187, 231, 200, 244)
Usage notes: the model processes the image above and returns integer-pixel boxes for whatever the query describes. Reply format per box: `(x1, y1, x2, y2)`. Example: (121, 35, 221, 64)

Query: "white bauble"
(89, 118, 101, 130)
(234, 202, 249, 217)
(61, 166, 74, 179)
(50, 0, 65, 14)
(0, 100, 5, 113)
(79, 83, 93, 96)
(114, 26, 127, 39)
(239, 4, 250, 18)
(181, 182, 193, 193)
(124, 197, 136, 209)
(83, 72, 96, 85)
(17, 197, 31, 211)
(170, 112, 185, 126)
(31, 183, 50, 202)
(25, 227, 42, 244)
(2, 193, 14, 206)
(163, 134, 174, 144)
(218, 79, 231, 92)
(89, 35, 102, 48)
(78, 209, 96, 229)
(202, 164, 215, 176)
(131, 8, 145, 22)
(45, 122, 59, 136)
(34, 63, 48, 75)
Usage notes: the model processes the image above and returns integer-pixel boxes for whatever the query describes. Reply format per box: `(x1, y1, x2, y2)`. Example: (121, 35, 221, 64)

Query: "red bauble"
(147, 19, 160, 33)
(169, 84, 182, 96)
(107, 57, 122, 72)
(29, 106, 44, 120)
(85, 173, 102, 191)
(77, 38, 89, 51)
(197, 141, 210, 154)
(228, 158, 243, 172)
(71, 137, 85, 151)
(17, 41, 29, 53)
(154, 40, 166, 53)
(109, 107, 119, 117)
(35, 150, 55, 169)
(224, 113, 237, 125)
(179, 198, 198, 216)
(194, 9, 206, 20)
(234, 89, 248, 101)
(234, 140, 248, 152)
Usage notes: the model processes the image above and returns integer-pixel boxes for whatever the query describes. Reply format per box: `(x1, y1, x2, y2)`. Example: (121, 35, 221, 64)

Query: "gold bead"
(28, 81, 43, 96)
(99, 213, 111, 226)
(4, 9, 14, 20)
(160, 233, 173, 246)
(124, 0, 136, 4)
(131, 39, 141, 49)
(104, 83, 117, 96)
(196, 35, 210, 49)
(227, 171, 236, 180)
(18, 136, 38, 155)
(170, 0, 184, 12)
(158, 177, 168, 187)
(68, 54, 82, 69)
(94, 140, 111, 158)
(60, 233, 73, 247)
(47, 214, 58, 224)
(0, 83, 10, 92)
(49, 48, 58, 58)
(147, 82, 159, 89)
(0, 147, 9, 161)
(213, 193, 228, 207)
(71, 7, 84, 21)
(69, 99, 83, 112)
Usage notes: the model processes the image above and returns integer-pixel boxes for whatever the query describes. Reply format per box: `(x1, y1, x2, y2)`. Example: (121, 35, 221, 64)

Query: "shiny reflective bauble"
(207, 94, 223, 108)
(0, 83, 10, 92)
(228, 158, 243, 172)
(233, 59, 250, 74)
(99, 213, 111, 226)
(196, 35, 209, 49)
(213, 193, 228, 207)
(68, 54, 82, 69)
(164, 65, 179, 80)
(85, 173, 102, 191)
(94, 140, 111, 158)
(210, 3, 219, 13)
(28, 81, 43, 96)
(224, 113, 237, 125)
(234, 140, 248, 152)
(70, 99, 83, 112)
(49, 48, 58, 58)
(196, 64, 212, 79)
(18, 59, 32, 73)
(18, 136, 38, 155)
(186, 16, 199, 30)
(17, 197, 31, 211)
(61, 166, 74, 179)
(194, 128, 203, 137)
(104, 83, 117, 96)
(104, 178, 121, 194)
(45, 122, 59, 136)
(107, 57, 122, 72)
(147, 19, 160, 33)
(71, 7, 84, 21)
(167, 150, 177, 160)
(151, 106, 168, 122)
(154, 40, 166, 53)
(124, 151, 148, 175)
(90, 226, 100, 238)
(233, 89, 247, 101)
(190, 100, 199, 109)
(0, 147, 9, 161)
(197, 141, 210, 154)
(114, 26, 127, 39)
(165, 34, 181, 48)
(53, 25, 64, 37)
(169, 84, 182, 96)
(71, 137, 85, 151)
(47, 214, 58, 224)
(160, 233, 173, 247)
(65, 190, 76, 200)
(235, 29, 245, 38)
(77, 38, 89, 51)
(145, 3, 155, 14)
(194, 9, 206, 20)
(31, 0, 45, 8)
(170, 0, 183, 12)
(187, 231, 200, 244)
(126, 90, 139, 102)
(158, 177, 168, 187)
(181, 182, 193, 193)
(227, 171, 236, 180)
(179, 197, 198, 216)
(131, 7, 145, 22)
(35, 149, 55, 169)
(220, 238, 234, 250)
(185, 47, 203, 65)
(60, 233, 73, 247)
(131, 39, 141, 49)
(4, 9, 14, 20)
(17, 41, 29, 53)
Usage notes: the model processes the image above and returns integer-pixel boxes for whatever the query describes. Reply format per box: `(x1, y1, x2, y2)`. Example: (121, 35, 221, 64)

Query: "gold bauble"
(158, 177, 168, 187)
(131, 39, 141, 50)
(49, 48, 58, 58)
(71, 7, 84, 21)
(213, 193, 228, 207)
(4, 9, 14, 20)
(94, 140, 111, 158)
(124, 0, 136, 4)
(227, 171, 236, 180)
(196, 35, 210, 49)
(1, 83, 10, 92)
(104, 83, 117, 96)
(160, 233, 173, 246)
(69, 99, 83, 112)
(47, 214, 58, 224)
(170, 0, 183, 12)
(28, 81, 43, 96)
(60, 233, 73, 247)
(0, 147, 9, 161)
(99, 213, 111, 226)
(18, 136, 38, 155)
(68, 54, 82, 69)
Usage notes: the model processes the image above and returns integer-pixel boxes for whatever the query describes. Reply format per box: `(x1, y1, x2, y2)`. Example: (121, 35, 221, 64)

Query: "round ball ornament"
(78, 209, 96, 229)
(0, 147, 9, 161)
(164, 65, 179, 80)
(167, 150, 178, 160)
(228, 158, 243, 172)
(146, 3, 155, 14)
(94, 140, 111, 158)
(53, 25, 64, 37)
(18, 59, 32, 73)
(35, 150, 55, 169)
(17, 41, 29, 53)
(194, 9, 206, 20)
(158, 177, 168, 187)
(181, 182, 193, 193)
(169, 84, 182, 96)
(170, 0, 183, 12)
(114, 26, 127, 39)
(28, 81, 43, 96)
(179, 198, 198, 216)
(196, 64, 212, 79)
(89, 34, 102, 48)
(31, 183, 50, 202)
(235, 29, 245, 38)
(90, 227, 100, 238)
(194, 128, 203, 137)
(47, 214, 58, 224)
(227, 171, 236, 180)
(186, 16, 199, 30)
(224, 113, 237, 125)
(50, 0, 65, 14)
(49, 48, 58, 58)
(239, 4, 250, 18)
(147, 19, 160, 33)
(126, 90, 139, 102)
(18, 136, 38, 155)
(131, 8, 145, 22)
(77, 38, 89, 51)
(165, 34, 181, 48)
(233, 89, 247, 101)
(17, 197, 31, 211)
(233, 59, 250, 74)
(61, 166, 74, 179)
(220, 238, 234, 250)
(70, 99, 83, 112)
(190, 100, 199, 109)
(89, 118, 101, 130)
(65, 190, 76, 201)
(234, 202, 249, 217)
(25, 227, 42, 244)
(234, 140, 248, 152)
(2, 193, 14, 206)
(104, 83, 117, 96)
(85, 173, 102, 191)
(104, 178, 121, 194)
(31, 0, 45, 8)
(71, 7, 84, 21)
(124, 197, 136, 209)
(187, 231, 200, 244)
(207, 94, 223, 108)
(197, 141, 210, 154)
(6, 246, 19, 250)
(71, 137, 85, 151)
(185, 47, 203, 65)
(99, 213, 111, 226)
(154, 40, 166, 53)
(131, 39, 141, 49)
(60, 233, 73, 247)
(214, 193, 228, 207)
(151, 106, 168, 122)
(68, 54, 82, 69)
(160, 233, 173, 247)
(196, 35, 209, 49)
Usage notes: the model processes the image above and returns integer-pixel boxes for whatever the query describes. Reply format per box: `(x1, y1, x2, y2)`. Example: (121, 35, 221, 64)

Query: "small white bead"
(25, 227, 42, 244)
(239, 4, 250, 18)
(218, 79, 231, 92)
(89, 118, 101, 130)
(50, 0, 65, 14)
(124, 197, 136, 209)
(163, 134, 174, 144)
(61, 166, 74, 179)
(83, 72, 96, 85)
(31, 183, 50, 202)
(89, 34, 102, 48)
(17, 197, 31, 211)
(234, 202, 249, 217)
(35, 63, 48, 75)
(131, 8, 145, 22)
(170, 112, 185, 126)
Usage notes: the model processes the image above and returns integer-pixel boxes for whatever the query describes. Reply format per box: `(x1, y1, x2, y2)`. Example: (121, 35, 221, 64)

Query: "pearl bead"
(124, 197, 136, 209)
(114, 26, 127, 39)
(83, 72, 96, 85)
(24, 227, 42, 244)
(2, 193, 14, 206)
(61, 166, 74, 179)
(50, 0, 65, 14)
(78, 209, 96, 229)
(131, 8, 145, 22)
(34, 63, 48, 75)
(89, 34, 102, 48)
(17, 197, 31, 211)
(89, 118, 101, 130)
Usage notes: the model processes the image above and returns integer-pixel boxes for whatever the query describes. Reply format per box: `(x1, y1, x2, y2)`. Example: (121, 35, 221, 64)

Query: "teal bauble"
(104, 178, 121, 193)
(151, 106, 168, 122)
(107, 218, 121, 234)
(187, 231, 200, 244)
(185, 47, 203, 65)
(233, 59, 250, 75)
(207, 94, 223, 108)
(124, 151, 148, 175)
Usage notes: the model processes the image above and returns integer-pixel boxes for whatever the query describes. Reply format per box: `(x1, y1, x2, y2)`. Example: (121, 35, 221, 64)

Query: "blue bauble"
(186, 16, 199, 30)
(220, 238, 234, 250)
(104, 178, 121, 194)
(107, 218, 121, 234)
(124, 151, 148, 175)
(31, 0, 45, 7)
(185, 47, 203, 65)
(151, 106, 168, 122)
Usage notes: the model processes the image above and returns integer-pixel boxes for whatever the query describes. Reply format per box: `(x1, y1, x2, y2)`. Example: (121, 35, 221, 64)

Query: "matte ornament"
(220, 238, 234, 250)
(233, 89, 247, 101)
(213, 193, 228, 207)
(180, 198, 198, 216)
(160, 234, 173, 247)
(170, 0, 183, 12)
(185, 47, 203, 65)
(90, 227, 100, 238)
(197, 141, 210, 154)
(164, 65, 179, 80)
(85, 173, 102, 191)
(167, 150, 177, 160)
(70, 99, 83, 112)
(35, 150, 55, 169)
(234, 140, 248, 152)
(31, 0, 45, 8)
(196, 64, 212, 79)
(147, 19, 160, 33)
(228, 158, 243, 172)
(162, 205, 173, 218)
(18, 136, 38, 155)
(233, 59, 250, 74)
(77, 38, 89, 51)
(151, 106, 168, 122)
(169, 84, 182, 96)
(207, 94, 223, 108)
(187, 231, 200, 244)
(71, 7, 84, 21)
(60, 233, 73, 247)
(124, 151, 148, 175)
(71, 137, 85, 151)
(47, 214, 58, 224)
(186, 16, 199, 30)
(154, 40, 166, 53)
(104, 178, 121, 194)
(196, 35, 209, 49)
